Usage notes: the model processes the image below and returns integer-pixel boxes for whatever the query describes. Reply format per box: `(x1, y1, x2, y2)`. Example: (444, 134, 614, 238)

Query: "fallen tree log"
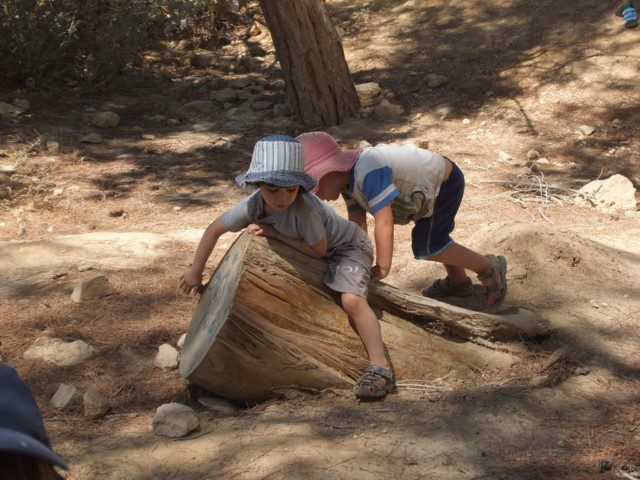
(179, 232, 546, 403)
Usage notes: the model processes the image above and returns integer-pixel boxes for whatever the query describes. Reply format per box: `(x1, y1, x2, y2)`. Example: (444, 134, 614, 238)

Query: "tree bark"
(259, 0, 359, 126)
(179, 233, 546, 403)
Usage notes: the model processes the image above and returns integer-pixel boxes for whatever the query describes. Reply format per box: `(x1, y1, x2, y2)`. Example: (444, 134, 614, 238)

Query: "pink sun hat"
(296, 132, 362, 193)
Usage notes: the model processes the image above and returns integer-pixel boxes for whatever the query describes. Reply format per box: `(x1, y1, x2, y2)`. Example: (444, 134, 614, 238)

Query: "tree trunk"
(179, 233, 546, 403)
(258, 0, 359, 127)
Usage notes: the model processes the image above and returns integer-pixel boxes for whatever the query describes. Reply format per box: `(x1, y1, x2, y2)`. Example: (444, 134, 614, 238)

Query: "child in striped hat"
(180, 135, 396, 399)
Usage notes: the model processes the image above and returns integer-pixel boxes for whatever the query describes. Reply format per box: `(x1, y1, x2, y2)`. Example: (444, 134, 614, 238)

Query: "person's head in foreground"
(235, 134, 317, 212)
(296, 131, 361, 201)
(0, 366, 67, 480)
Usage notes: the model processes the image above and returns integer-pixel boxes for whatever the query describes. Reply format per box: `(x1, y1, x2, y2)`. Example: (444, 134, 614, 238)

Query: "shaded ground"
(1, 0, 639, 479)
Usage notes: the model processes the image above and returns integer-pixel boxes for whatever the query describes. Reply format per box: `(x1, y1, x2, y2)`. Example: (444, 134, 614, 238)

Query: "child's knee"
(341, 292, 364, 314)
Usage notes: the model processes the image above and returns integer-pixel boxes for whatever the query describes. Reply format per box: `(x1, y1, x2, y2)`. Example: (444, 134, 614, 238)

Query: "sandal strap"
(364, 365, 393, 380)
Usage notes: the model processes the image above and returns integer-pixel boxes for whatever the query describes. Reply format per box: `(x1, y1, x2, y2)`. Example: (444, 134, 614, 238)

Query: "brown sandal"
(478, 254, 507, 305)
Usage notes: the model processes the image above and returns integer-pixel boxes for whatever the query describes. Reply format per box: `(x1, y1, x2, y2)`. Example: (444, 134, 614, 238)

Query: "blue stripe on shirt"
(362, 166, 398, 213)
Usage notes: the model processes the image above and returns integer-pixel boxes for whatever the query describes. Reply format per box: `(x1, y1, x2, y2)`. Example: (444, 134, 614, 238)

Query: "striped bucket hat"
(235, 135, 317, 192)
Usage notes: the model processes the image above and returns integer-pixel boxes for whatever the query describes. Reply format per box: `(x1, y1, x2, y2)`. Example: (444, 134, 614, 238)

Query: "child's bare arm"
(372, 205, 394, 281)
(250, 223, 328, 259)
(180, 218, 228, 295)
(348, 208, 368, 234)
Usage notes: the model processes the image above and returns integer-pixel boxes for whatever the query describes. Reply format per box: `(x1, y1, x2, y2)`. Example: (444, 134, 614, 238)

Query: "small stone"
(51, 384, 83, 410)
(462, 118, 471, 125)
(526, 149, 541, 160)
(71, 275, 113, 302)
(252, 100, 273, 111)
(248, 22, 262, 37)
(84, 388, 110, 419)
(14, 98, 30, 110)
(23, 337, 96, 367)
(46, 141, 59, 153)
(536, 157, 550, 164)
(108, 209, 125, 218)
(0, 101, 25, 116)
(426, 73, 448, 88)
(271, 79, 286, 90)
(131, 126, 145, 133)
(142, 134, 156, 140)
(229, 77, 253, 89)
(182, 101, 213, 117)
(85, 107, 97, 113)
(190, 53, 215, 68)
(497, 150, 513, 163)
(52, 270, 67, 279)
(17, 225, 26, 236)
(92, 112, 120, 128)
(78, 263, 94, 272)
(80, 133, 103, 144)
(435, 104, 452, 120)
(575, 367, 590, 376)
(374, 99, 404, 119)
(153, 403, 199, 438)
(198, 397, 238, 416)
(355, 82, 381, 107)
(0, 164, 16, 174)
(336, 26, 346, 37)
(155, 343, 179, 370)
(579, 125, 596, 136)
(210, 88, 238, 103)
(166, 118, 180, 126)
(590, 300, 599, 309)
(557, 440, 566, 447)
(147, 115, 167, 123)
(177, 333, 186, 349)
(273, 103, 291, 117)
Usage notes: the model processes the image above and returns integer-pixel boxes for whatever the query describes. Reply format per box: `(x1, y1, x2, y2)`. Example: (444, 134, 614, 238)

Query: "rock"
(166, 118, 180, 126)
(336, 26, 346, 37)
(177, 333, 186, 349)
(355, 82, 381, 107)
(182, 101, 213, 116)
(211, 88, 238, 103)
(271, 79, 286, 90)
(374, 100, 404, 119)
(273, 103, 291, 117)
(462, 118, 471, 125)
(248, 22, 262, 37)
(426, 74, 448, 88)
(535, 157, 550, 165)
(190, 53, 215, 68)
(71, 275, 113, 302)
(579, 125, 596, 136)
(175, 39, 191, 51)
(46, 141, 59, 153)
(435, 103, 452, 120)
(84, 388, 110, 419)
(230, 77, 253, 89)
(131, 126, 145, 132)
(404, 138, 429, 150)
(78, 263, 94, 272)
(526, 149, 541, 160)
(17, 225, 26, 236)
(252, 100, 273, 111)
(0, 101, 25, 116)
(152, 403, 199, 438)
(0, 164, 16, 174)
(14, 98, 30, 110)
(23, 337, 96, 367)
(575, 367, 590, 376)
(80, 134, 103, 144)
(92, 112, 120, 128)
(51, 384, 83, 410)
(497, 150, 513, 163)
(590, 300, 599, 309)
(578, 174, 637, 212)
(155, 343, 179, 370)
(142, 134, 156, 140)
(197, 397, 238, 416)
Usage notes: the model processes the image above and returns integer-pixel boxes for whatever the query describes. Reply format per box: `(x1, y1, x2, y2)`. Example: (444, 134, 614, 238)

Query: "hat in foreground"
(0, 366, 68, 471)
(235, 135, 317, 192)
(296, 131, 361, 193)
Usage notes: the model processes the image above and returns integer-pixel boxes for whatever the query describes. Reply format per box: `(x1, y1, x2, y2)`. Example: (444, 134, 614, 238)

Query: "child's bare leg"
(341, 293, 389, 369)
(430, 242, 503, 303)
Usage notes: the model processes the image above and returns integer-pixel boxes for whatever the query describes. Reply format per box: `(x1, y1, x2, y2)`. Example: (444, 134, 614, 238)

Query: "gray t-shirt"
(220, 191, 358, 257)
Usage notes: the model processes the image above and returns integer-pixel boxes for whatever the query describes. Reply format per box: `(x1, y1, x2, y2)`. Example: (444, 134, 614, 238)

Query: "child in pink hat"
(297, 131, 507, 304)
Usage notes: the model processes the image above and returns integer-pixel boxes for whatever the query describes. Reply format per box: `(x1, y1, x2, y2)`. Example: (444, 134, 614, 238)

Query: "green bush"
(0, 0, 240, 87)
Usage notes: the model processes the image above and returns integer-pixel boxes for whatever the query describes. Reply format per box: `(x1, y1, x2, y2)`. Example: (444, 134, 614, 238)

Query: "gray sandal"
(478, 254, 507, 305)
(353, 365, 396, 399)
(421, 277, 473, 298)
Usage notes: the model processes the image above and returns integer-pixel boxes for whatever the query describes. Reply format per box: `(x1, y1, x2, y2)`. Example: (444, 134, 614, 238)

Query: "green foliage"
(0, 0, 240, 87)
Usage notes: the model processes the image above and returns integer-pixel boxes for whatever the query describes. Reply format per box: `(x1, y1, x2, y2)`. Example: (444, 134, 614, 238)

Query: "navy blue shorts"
(411, 160, 464, 259)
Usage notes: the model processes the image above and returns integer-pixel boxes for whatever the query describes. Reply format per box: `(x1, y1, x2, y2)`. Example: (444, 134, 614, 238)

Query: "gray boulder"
(51, 384, 83, 409)
(24, 337, 96, 367)
(92, 112, 120, 128)
(71, 275, 113, 302)
(84, 388, 110, 419)
(152, 403, 199, 438)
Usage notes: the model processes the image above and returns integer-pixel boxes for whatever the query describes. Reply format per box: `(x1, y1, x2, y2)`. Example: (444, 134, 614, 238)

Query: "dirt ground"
(1, 0, 639, 479)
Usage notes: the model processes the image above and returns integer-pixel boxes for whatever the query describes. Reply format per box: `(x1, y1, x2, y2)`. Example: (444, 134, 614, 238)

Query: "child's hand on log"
(371, 264, 389, 282)
(180, 268, 203, 295)
(247, 223, 280, 239)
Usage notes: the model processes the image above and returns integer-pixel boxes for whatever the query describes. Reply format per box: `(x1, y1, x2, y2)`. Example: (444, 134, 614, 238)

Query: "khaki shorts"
(323, 229, 373, 298)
